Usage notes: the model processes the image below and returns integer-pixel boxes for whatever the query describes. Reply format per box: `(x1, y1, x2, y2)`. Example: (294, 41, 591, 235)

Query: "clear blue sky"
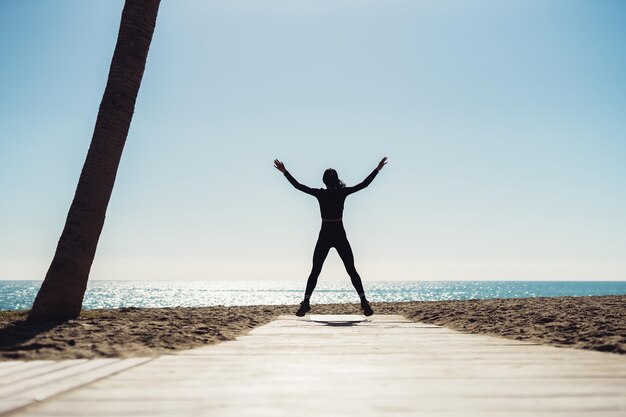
(1, 0, 625, 281)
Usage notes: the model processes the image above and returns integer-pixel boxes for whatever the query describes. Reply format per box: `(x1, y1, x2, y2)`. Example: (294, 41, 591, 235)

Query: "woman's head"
(323, 168, 345, 189)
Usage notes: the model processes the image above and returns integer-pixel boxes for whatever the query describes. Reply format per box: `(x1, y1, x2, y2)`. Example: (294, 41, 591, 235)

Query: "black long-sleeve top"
(284, 169, 378, 219)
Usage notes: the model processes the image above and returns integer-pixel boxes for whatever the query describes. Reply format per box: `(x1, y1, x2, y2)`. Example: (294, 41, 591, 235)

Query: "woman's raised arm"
(274, 159, 317, 196)
(346, 157, 387, 195)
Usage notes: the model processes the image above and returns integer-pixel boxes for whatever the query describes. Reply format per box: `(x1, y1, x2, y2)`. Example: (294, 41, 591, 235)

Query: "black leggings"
(304, 223, 366, 297)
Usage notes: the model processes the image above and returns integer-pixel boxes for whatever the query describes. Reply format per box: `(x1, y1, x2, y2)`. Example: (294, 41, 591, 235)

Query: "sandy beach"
(1, 295, 624, 361)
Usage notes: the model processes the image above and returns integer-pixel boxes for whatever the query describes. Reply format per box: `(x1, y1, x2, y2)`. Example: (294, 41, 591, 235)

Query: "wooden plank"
(56, 381, 626, 401)
(18, 358, 152, 402)
(0, 361, 26, 372)
(1, 361, 85, 387)
(0, 361, 54, 379)
(0, 358, 152, 416)
(0, 361, 87, 398)
(13, 400, 626, 417)
(0, 400, 33, 415)
(13, 397, 626, 416)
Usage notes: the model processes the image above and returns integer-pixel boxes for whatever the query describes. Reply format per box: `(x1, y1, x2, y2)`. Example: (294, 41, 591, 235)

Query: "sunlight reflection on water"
(1, 280, 625, 310)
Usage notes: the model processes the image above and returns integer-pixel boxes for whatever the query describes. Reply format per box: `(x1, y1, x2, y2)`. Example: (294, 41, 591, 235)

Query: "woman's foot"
(295, 300, 311, 317)
(361, 299, 374, 316)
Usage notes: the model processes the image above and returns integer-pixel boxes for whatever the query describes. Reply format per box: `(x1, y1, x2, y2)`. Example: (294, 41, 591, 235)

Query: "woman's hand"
(377, 157, 388, 172)
(274, 159, 287, 173)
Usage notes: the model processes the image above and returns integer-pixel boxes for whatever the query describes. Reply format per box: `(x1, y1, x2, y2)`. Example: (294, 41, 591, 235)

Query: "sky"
(1, 0, 625, 282)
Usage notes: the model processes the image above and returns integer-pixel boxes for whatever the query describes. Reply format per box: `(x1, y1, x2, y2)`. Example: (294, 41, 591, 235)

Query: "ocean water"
(1, 280, 626, 311)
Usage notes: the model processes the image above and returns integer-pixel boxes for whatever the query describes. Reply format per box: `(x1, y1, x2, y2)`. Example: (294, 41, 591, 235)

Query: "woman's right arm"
(274, 159, 317, 196)
(345, 157, 388, 195)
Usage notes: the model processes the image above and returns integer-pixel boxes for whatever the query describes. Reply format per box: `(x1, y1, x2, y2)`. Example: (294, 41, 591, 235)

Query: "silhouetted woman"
(274, 157, 388, 316)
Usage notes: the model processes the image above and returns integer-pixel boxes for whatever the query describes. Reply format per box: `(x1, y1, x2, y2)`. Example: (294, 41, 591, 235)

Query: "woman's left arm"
(346, 157, 387, 195)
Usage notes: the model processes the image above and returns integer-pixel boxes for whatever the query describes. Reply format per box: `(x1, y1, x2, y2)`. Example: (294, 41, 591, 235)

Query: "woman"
(274, 157, 388, 316)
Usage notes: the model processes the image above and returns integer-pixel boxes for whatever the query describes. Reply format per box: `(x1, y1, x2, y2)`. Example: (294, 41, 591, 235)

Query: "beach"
(1, 295, 624, 361)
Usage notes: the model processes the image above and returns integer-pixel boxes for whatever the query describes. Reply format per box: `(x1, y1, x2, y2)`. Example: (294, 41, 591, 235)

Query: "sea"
(1, 280, 626, 311)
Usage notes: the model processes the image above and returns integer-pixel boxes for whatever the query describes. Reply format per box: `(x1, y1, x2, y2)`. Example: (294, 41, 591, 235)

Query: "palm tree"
(29, 0, 161, 320)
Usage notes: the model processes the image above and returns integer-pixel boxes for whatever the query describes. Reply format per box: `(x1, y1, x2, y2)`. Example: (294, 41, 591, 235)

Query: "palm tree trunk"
(29, 0, 161, 320)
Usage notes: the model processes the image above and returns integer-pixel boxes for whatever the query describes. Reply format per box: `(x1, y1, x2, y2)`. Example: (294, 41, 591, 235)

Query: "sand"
(1, 295, 624, 360)
(386, 295, 626, 354)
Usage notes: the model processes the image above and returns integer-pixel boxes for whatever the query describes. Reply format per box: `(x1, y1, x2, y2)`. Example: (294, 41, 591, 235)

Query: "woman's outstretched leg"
(296, 236, 330, 316)
(304, 239, 331, 296)
(336, 237, 374, 316)
(335, 238, 365, 294)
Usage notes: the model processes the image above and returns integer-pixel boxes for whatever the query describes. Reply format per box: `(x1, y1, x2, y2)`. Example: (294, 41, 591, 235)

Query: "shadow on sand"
(0, 317, 67, 359)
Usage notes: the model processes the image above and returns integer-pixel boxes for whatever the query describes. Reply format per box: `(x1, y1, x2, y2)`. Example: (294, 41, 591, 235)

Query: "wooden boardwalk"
(3, 315, 626, 416)
(0, 358, 151, 416)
